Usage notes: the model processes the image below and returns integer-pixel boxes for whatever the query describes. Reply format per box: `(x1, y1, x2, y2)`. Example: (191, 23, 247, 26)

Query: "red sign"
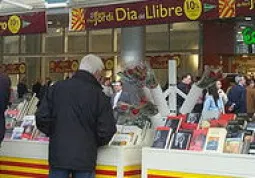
(0, 12, 46, 36)
(70, 0, 255, 31)
(147, 55, 180, 69)
(49, 60, 79, 73)
(70, 0, 218, 31)
(1, 63, 26, 74)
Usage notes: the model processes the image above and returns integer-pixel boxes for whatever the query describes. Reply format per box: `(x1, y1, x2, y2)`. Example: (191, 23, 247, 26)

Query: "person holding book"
(202, 85, 224, 120)
(36, 54, 116, 178)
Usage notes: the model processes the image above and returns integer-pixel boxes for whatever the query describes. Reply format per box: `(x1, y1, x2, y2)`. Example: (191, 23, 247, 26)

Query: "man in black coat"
(0, 69, 11, 145)
(227, 75, 247, 114)
(177, 74, 192, 111)
(35, 54, 116, 178)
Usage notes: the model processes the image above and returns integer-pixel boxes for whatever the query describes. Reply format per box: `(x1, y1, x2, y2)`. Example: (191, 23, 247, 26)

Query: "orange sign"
(1, 63, 26, 74)
(147, 55, 180, 69)
(49, 60, 79, 73)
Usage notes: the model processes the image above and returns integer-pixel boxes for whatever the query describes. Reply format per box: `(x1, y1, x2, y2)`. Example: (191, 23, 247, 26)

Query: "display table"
(142, 147, 255, 178)
(0, 140, 141, 178)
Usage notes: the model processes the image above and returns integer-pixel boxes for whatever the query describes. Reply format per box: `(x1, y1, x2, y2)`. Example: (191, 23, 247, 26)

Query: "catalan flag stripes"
(71, 8, 86, 31)
(219, 0, 236, 18)
(147, 169, 237, 178)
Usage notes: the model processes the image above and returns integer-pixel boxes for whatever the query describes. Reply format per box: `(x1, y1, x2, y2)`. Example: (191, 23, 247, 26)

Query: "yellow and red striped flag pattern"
(70, 8, 86, 31)
(219, 0, 236, 18)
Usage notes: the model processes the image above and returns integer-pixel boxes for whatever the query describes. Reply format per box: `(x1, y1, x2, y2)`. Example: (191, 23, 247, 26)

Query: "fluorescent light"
(45, 2, 68, 9)
(245, 17, 252, 21)
(47, 21, 53, 25)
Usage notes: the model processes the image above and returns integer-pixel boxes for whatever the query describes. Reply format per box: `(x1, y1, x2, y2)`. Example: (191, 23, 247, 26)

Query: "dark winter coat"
(0, 73, 11, 143)
(227, 84, 247, 113)
(177, 82, 191, 109)
(35, 70, 116, 171)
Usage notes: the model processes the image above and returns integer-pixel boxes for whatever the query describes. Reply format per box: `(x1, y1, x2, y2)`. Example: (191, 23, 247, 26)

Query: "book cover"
(121, 125, 142, 145)
(11, 127, 24, 140)
(189, 129, 208, 151)
(219, 113, 236, 121)
(110, 133, 133, 146)
(21, 115, 35, 127)
(170, 130, 192, 150)
(224, 138, 243, 154)
(204, 128, 227, 153)
(32, 129, 49, 142)
(186, 113, 201, 124)
(21, 125, 35, 140)
(165, 116, 182, 133)
(152, 127, 173, 149)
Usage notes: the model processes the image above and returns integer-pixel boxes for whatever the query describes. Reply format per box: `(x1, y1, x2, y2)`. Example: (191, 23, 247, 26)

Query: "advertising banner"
(70, 0, 255, 31)
(49, 60, 79, 73)
(1, 63, 26, 74)
(0, 12, 46, 36)
(70, 0, 219, 31)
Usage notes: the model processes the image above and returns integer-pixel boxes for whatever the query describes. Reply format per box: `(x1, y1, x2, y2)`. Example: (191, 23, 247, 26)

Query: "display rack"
(0, 140, 142, 178)
(142, 147, 255, 178)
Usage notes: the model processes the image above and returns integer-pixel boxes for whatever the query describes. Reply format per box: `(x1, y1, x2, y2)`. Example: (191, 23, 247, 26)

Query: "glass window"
(45, 36, 63, 53)
(68, 32, 87, 53)
(146, 24, 169, 51)
(170, 22, 200, 51)
(3, 36, 19, 53)
(90, 29, 113, 52)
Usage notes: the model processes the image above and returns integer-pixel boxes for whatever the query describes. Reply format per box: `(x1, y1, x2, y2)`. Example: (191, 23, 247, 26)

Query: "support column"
(121, 26, 145, 67)
(121, 26, 145, 105)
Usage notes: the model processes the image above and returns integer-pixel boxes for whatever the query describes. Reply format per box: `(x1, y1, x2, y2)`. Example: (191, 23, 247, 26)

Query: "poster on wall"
(49, 60, 79, 73)
(1, 63, 26, 74)
(147, 55, 181, 69)
(0, 12, 46, 36)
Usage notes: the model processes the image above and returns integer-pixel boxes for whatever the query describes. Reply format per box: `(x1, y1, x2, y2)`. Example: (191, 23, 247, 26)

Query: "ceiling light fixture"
(45, 2, 68, 9)
(245, 17, 252, 21)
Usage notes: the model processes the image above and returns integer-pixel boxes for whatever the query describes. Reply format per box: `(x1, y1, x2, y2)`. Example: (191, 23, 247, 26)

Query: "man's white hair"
(79, 54, 105, 74)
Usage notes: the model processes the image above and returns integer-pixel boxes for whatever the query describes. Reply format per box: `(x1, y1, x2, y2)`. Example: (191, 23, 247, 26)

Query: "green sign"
(242, 27, 255, 45)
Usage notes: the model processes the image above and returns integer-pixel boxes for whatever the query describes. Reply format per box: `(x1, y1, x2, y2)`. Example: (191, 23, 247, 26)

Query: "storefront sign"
(242, 27, 255, 45)
(70, 0, 219, 31)
(1, 63, 26, 74)
(0, 12, 46, 36)
(102, 58, 114, 70)
(49, 60, 79, 73)
(236, 0, 255, 16)
(147, 55, 180, 69)
(70, 0, 255, 31)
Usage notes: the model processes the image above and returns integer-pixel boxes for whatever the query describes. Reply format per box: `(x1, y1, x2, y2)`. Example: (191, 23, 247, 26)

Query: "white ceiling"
(0, 0, 45, 15)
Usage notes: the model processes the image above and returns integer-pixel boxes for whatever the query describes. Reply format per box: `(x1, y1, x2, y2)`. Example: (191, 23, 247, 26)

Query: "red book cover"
(181, 113, 201, 130)
(210, 114, 236, 127)
(189, 129, 208, 151)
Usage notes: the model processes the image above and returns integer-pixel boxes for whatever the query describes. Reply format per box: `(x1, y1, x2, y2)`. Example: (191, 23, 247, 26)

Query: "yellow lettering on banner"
(145, 5, 154, 19)
(116, 8, 126, 21)
(175, 6, 183, 16)
(0, 22, 7, 30)
(168, 7, 175, 17)
(159, 4, 168, 18)
(115, 8, 138, 21)
(251, 0, 254, 10)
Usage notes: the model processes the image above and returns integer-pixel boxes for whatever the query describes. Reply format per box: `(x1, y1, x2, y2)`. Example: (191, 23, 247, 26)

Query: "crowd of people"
(176, 73, 254, 117)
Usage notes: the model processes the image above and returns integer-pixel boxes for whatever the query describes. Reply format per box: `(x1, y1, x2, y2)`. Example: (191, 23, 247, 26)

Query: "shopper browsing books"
(246, 79, 255, 113)
(202, 85, 224, 120)
(35, 54, 116, 178)
(0, 67, 11, 145)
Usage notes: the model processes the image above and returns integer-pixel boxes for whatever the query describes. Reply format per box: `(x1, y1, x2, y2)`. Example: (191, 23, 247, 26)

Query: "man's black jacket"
(35, 70, 116, 171)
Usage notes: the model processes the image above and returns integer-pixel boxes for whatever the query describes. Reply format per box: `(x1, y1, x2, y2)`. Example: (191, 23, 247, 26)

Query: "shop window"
(89, 29, 113, 52)
(3, 36, 19, 54)
(146, 24, 169, 51)
(170, 22, 199, 51)
(45, 36, 64, 53)
(68, 32, 87, 53)
(23, 35, 41, 54)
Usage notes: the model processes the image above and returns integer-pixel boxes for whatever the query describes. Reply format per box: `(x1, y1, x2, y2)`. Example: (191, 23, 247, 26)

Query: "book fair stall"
(1, 0, 255, 178)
